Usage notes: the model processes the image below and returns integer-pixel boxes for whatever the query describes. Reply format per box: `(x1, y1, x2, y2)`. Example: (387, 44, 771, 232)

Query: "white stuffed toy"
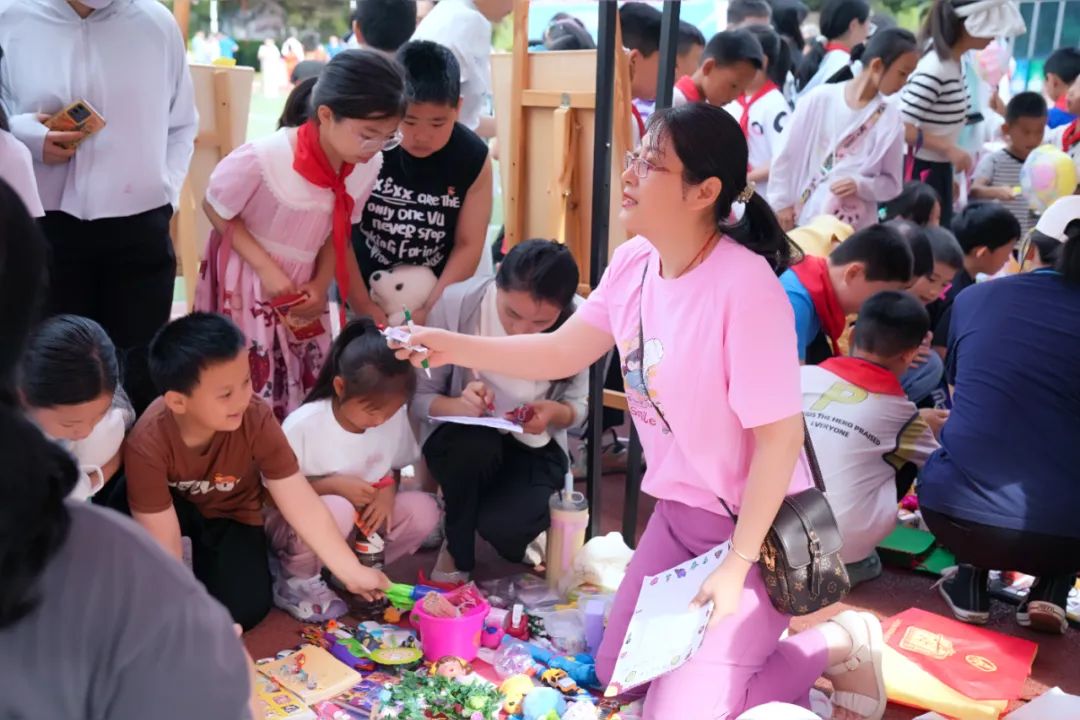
(367, 265, 437, 325)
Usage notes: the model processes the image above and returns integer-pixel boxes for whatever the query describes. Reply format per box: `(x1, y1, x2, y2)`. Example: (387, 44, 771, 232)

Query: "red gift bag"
(882, 608, 1037, 702)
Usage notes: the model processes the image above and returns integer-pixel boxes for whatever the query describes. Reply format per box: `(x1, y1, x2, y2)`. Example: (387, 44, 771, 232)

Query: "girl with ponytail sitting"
(274, 317, 440, 621)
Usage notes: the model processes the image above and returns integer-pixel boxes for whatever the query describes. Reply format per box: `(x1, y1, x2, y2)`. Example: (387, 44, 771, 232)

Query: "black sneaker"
(936, 565, 990, 625)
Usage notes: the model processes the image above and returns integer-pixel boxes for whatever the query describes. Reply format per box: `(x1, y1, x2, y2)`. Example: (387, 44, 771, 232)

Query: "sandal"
(824, 610, 887, 720)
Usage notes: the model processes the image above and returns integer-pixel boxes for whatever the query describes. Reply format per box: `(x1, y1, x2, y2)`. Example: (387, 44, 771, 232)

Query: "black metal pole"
(655, 1, 681, 111)
(584, 0, 618, 539)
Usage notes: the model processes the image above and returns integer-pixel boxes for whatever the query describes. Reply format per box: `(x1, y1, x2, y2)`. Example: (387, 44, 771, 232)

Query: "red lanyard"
(737, 81, 779, 137)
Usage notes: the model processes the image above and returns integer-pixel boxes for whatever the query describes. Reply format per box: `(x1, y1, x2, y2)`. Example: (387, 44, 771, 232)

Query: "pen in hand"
(402, 306, 431, 379)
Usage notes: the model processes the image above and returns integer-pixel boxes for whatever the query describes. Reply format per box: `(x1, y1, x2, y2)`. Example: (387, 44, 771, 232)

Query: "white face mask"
(79, 0, 115, 9)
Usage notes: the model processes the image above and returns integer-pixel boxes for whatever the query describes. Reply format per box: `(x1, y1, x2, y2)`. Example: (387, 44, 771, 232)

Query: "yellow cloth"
(883, 645, 1009, 720)
(788, 215, 855, 258)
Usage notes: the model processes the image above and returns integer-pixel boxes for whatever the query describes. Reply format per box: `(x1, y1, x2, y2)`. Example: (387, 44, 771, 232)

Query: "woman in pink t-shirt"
(394, 104, 887, 720)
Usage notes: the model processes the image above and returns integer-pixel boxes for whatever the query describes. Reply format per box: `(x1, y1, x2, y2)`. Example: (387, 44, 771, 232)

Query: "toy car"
(541, 668, 579, 695)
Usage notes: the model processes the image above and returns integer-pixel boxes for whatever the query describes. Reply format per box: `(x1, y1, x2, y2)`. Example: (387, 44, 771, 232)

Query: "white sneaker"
(273, 574, 347, 622)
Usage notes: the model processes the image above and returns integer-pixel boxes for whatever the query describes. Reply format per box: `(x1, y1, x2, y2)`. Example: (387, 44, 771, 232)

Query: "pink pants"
(596, 500, 830, 719)
(264, 492, 440, 580)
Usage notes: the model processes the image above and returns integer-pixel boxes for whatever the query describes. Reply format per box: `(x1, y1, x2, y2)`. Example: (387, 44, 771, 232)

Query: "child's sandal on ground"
(824, 610, 887, 720)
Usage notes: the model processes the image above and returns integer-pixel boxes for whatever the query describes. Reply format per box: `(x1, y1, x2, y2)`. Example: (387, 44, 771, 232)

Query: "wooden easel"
(494, 0, 633, 296)
(170, 64, 254, 309)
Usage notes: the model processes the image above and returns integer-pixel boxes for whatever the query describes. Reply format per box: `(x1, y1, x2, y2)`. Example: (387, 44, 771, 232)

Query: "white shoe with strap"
(823, 610, 887, 720)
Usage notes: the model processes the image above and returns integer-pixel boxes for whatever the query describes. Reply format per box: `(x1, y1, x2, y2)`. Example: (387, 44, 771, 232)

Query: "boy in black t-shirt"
(927, 202, 1020, 359)
(352, 40, 493, 326)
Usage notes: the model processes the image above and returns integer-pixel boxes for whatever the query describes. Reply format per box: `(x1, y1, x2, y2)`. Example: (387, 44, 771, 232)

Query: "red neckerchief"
(1063, 118, 1080, 153)
(824, 42, 850, 54)
(1056, 95, 1069, 111)
(736, 81, 779, 137)
(819, 357, 905, 396)
(791, 255, 845, 355)
(292, 120, 355, 324)
(630, 104, 646, 139)
(675, 75, 703, 104)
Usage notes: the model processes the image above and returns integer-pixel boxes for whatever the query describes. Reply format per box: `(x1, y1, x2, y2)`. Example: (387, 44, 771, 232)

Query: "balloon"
(1020, 146, 1078, 214)
(974, 40, 1011, 86)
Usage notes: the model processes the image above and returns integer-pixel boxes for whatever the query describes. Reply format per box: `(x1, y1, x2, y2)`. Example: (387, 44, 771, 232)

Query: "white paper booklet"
(605, 541, 730, 696)
(429, 415, 524, 433)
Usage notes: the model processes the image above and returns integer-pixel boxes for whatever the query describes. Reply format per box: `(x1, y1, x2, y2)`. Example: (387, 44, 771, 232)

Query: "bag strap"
(638, 260, 829, 522)
(798, 102, 888, 207)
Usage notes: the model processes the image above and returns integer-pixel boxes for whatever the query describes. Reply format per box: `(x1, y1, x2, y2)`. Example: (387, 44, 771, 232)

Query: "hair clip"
(737, 182, 756, 204)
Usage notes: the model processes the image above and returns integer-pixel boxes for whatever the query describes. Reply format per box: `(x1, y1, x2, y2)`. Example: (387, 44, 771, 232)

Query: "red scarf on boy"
(293, 120, 355, 324)
(675, 75, 703, 104)
(736, 81, 778, 137)
(791, 255, 845, 355)
(1063, 118, 1080, 154)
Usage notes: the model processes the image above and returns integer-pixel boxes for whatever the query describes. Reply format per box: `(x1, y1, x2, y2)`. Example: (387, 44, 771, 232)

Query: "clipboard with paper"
(604, 542, 731, 697)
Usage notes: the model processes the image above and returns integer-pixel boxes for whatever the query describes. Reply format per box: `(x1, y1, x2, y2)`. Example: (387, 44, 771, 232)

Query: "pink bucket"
(411, 599, 490, 662)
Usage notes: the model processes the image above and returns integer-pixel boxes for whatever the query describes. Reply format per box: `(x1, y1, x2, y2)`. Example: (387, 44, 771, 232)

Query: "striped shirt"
(900, 51, 970, 163)
(974, 149, 1037, 236)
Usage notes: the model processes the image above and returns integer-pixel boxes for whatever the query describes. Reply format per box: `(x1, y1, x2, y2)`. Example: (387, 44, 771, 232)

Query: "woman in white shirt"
(415, 240, 588, 583)
(0, 0, 197, 414)
(20, 315, 134, 502)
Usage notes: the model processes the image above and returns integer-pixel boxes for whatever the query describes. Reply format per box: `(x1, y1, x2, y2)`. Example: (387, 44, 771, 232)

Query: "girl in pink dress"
(197, 50, 405, 419)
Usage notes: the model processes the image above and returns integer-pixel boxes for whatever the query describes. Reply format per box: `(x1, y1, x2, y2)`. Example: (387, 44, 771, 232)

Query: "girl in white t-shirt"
(724, 25, 793, 201)
(21, 315, 134, 501)
(270, 317, 440, 621)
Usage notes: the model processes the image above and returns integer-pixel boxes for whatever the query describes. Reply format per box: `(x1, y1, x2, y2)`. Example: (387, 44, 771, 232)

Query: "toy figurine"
(563, 701, 602, 720)
(499, 674, 536, 715)
(430, 655, 472, 679)
(541, 668, 579, 696)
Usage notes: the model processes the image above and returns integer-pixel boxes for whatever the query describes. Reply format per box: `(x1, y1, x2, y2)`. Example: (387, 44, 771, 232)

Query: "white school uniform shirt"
(801, 358, 938, 564)
(899, 49, 970, 164)
(796, 48, 849, 100)
(282, 400, 419, 481)
(0, 129, 44, 216)
(476, 283, 553, 449)
(723, 88, 790, 200)
(412, 0, 492, 132)
(46, 402, 135, 501)
(0, 0, 197, 220)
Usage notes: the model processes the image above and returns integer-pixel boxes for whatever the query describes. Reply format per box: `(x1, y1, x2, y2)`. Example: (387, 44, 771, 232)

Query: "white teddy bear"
(367, 265, 437, 325)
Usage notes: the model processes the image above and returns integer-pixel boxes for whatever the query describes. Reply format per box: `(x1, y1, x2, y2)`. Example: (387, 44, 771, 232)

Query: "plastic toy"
(385, 582, 445, 611)
(481, 625, 506, 649)
(502, 637, 600, 689)
(522, 687, 567, 720)
(499, 674, 537, 715)
(430, 655, 472, 679)
(541, 668, 579, 696)
(505, 603, 530, 640)
(412, 595, 490, 662)
(494, 639, 541, 679)
(379, 670, 502, 720)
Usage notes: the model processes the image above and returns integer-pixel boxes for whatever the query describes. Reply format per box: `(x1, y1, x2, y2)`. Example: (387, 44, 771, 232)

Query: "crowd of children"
(1, 0, 1079, 718)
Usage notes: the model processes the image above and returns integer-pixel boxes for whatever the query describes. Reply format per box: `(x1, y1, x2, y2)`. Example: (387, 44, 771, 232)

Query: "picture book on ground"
(604, 542, 730, 696)
(258, 645, 363, 705)
(254, 672, 317, 720)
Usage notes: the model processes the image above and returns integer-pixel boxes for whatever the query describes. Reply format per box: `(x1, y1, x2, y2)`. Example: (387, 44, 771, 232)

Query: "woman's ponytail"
(303, 316, 416, 406)
(725, 192, 802, 276)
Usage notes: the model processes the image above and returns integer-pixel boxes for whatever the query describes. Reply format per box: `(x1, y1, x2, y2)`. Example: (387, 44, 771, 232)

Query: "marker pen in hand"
(402, 306, 431, 379)
(471, 368, 496, 416)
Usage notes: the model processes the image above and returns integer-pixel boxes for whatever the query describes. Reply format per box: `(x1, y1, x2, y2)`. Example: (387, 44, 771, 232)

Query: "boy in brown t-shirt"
(124, 313, 388, 629)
